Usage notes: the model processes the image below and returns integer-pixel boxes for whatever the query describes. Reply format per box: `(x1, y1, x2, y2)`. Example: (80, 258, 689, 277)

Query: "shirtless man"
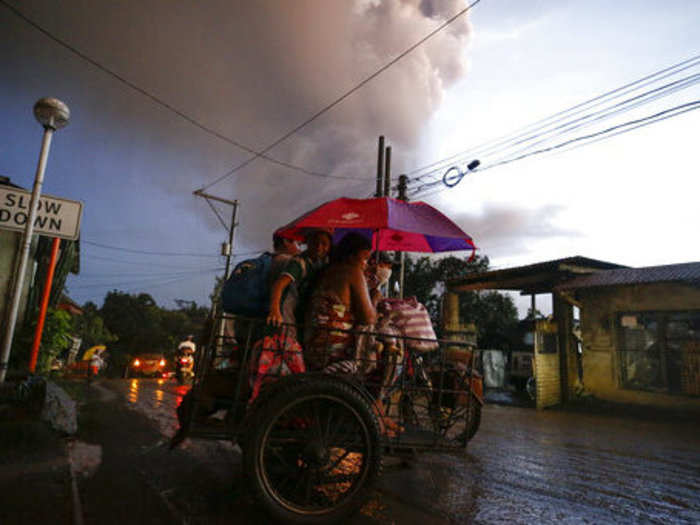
(304, 232, 376, 369)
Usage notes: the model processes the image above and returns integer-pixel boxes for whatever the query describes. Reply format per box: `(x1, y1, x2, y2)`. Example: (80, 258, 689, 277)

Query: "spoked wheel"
(244, 378, 382, 524)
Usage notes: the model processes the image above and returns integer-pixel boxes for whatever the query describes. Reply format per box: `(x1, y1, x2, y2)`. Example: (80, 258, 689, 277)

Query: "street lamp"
(0, 98, 70, 382)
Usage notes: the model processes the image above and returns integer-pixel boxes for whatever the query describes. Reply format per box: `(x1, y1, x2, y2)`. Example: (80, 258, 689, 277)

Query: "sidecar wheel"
(243, 378, 382, 524)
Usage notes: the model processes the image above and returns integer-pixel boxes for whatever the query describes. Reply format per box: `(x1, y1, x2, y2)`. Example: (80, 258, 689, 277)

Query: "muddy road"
(78, 378, 700, 524)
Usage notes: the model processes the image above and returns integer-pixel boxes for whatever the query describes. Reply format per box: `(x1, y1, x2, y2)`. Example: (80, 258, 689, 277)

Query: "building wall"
(534, 321, 561, 409)
(579, 282, 700, 410)
(0, 229, 38, 330)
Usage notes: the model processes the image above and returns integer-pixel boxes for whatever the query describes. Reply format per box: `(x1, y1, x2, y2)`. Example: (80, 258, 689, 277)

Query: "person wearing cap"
(267, 228, 333, 339)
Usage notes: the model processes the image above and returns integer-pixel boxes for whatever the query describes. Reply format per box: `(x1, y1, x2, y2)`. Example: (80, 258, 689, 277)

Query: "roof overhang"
(447, 256, 627, 295)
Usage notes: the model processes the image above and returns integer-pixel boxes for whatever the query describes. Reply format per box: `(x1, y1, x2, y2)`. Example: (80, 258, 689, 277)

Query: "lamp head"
(33, 98, 70, 130)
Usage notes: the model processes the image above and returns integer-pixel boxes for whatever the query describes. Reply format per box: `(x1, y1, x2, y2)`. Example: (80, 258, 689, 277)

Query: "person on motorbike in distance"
(177, 335, 196, 355)
(267, 228, 332, 340)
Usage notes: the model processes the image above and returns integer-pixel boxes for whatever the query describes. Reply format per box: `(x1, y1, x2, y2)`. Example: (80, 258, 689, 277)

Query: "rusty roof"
(557, 261, 700, 290)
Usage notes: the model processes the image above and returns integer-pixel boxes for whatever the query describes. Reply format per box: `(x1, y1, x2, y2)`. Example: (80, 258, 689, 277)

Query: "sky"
(1, 0, 699, 317)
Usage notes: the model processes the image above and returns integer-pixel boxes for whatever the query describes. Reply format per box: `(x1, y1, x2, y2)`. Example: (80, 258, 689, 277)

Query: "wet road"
(104, 378, 700, 524)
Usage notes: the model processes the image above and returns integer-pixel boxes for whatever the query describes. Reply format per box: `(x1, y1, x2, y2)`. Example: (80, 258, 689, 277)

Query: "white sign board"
(0, 187, 83, 241)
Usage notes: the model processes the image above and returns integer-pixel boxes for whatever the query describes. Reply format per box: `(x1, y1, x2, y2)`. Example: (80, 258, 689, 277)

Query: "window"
(618, 311, 700, 395)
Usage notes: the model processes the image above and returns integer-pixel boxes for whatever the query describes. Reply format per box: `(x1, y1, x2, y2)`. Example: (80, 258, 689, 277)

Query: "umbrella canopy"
(275, 197, 476, 254)
(81, 345, 106, 361)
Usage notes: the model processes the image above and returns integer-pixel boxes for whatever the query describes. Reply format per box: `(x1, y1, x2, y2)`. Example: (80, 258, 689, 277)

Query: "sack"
(378, 297, 438, 352)
(221, 253, 273, 316)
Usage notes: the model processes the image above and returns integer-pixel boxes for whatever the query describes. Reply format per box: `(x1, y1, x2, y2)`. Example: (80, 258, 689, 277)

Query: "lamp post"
(0, 98, 70, 382)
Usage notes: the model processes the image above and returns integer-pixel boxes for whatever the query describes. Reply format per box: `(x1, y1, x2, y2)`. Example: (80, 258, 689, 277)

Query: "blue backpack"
(221, 252, 273, 317)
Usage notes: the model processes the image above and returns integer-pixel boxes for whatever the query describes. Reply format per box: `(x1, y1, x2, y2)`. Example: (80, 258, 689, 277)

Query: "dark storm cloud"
(1, 0, 476, 305)
(8, 0, 474, 228)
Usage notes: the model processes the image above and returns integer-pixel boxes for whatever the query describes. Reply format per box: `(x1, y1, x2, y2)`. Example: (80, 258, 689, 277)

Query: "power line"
(408, 75, 700, 195)
(0, 0, 361, 181)
(84, 253, 217, 269)
(77, 267, 224, 279)
(82, 240, 222, 257)
(409, 72, 700, 195)
(486, 99, 700, 169)
(414, 100, 700, 199)
(488, 73, 700, 164)
(403, 54, 700, 188)
(68, 268, 222, 290)
(197, 0, 482, 191)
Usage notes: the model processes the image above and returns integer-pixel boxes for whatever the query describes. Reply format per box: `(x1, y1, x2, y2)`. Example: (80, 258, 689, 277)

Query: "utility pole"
(0, 98, 70, 383)
(375, 136, 385, 198)
(383, 146, 392, 198)
(397, 174, 408, 298)
(193, 190, 238, 349)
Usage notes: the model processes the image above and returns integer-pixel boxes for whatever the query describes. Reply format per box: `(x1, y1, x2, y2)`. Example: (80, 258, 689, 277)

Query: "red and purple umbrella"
(275, 197, 476, 255)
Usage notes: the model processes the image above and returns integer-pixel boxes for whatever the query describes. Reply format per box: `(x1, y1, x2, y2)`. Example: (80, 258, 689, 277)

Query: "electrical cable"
(203, 198, 230, 233)
(0, 0, 360, 181)
(413, 100, 700, 200)
(83, 253, 219, 269)
(196, 0, 482, 191)
(76, 267, 224, 279)
(68, 268, 222, 290)
(403, 54, 700, 188)
(456, 73, 700, 168)
(407, 74, 700, 195)
(82, 240, 223, 257)
(409, 73, 700, 195)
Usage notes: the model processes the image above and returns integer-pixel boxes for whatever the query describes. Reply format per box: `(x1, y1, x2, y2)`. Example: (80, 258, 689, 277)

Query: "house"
(446, 256, 700, 412)
(557, 262, 700, 410)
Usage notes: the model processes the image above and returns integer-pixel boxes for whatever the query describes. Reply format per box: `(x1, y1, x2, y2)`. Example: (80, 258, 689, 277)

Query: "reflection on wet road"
(121, 377, 190, 437)
(108, 378, 700, 523)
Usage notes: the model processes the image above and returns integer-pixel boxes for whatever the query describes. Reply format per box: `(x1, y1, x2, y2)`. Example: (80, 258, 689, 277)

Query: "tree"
(403, 254, 489, 321)
(11, 307, 73, 373)
(98, 290, 211, 374)
(71, 301, 117, 351)
(402, 254, 518, 349)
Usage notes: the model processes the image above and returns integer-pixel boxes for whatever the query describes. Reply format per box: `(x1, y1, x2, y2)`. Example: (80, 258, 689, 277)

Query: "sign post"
(0, 98, 70, 383)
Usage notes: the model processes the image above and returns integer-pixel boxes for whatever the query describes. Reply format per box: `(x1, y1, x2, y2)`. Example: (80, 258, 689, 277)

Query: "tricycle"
(172, 314, 483, 523)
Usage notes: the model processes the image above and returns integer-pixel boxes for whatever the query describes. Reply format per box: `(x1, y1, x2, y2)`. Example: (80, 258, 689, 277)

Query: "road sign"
(0, 186, 82, 240)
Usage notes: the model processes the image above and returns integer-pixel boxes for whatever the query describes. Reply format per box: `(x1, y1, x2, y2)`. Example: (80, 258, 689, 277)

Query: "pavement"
(2, 378, 698, 524)
(0, 379, 74, 525)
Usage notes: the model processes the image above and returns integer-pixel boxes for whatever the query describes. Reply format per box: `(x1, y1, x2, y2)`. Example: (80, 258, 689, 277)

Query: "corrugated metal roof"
(557, 262, 700, 290)
(447, 256, 626, 293)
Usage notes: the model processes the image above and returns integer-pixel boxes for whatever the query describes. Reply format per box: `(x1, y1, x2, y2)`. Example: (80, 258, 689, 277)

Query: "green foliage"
(71, 301, 117, 350)
(403, 254, 489, 320)
(12, 308, 74, 373)
(98, 290, 209, 373)
(402, 254, 518, 349)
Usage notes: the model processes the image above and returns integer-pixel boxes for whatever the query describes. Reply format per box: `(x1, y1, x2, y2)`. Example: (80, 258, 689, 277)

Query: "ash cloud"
(454, 203, 584, 259)
(1, 0, 477, 305)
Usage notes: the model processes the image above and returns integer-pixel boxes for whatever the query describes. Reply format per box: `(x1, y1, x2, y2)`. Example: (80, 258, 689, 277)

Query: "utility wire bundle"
(406, 54, 700, 199)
